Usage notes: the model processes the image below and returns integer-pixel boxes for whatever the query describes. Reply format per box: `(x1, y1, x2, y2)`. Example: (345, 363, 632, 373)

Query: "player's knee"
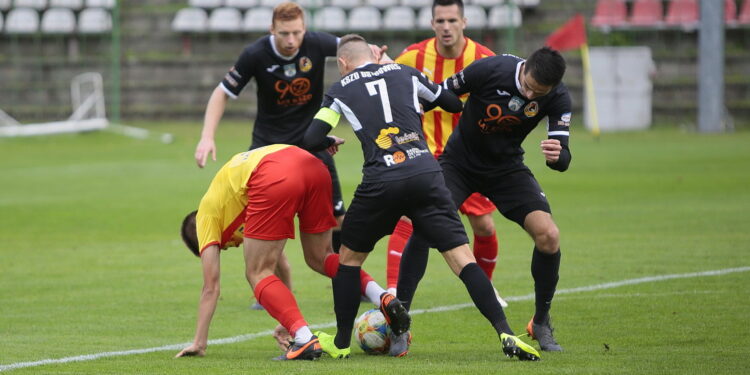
(471, 215, 495, 236)
(534, 225, 559, 253)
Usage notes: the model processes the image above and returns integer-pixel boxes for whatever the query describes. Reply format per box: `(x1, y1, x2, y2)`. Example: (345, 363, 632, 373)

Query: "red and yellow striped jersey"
(395, 37, 494, 157)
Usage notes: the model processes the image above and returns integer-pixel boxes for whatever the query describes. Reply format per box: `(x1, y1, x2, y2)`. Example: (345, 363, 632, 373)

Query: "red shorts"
(244, 147, 337, 240)
(458, 192, 497, 216)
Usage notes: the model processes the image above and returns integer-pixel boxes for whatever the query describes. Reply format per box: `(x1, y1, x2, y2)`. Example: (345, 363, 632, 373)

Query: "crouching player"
(175, 145, 396, 360)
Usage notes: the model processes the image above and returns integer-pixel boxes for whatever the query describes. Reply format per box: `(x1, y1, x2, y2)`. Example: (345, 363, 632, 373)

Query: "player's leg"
(386, 216, 412, 295)
(412, 172, 539, 361)
(462, 195, 507, 307)
(491, 168, 562, 352)
(314, 150, 346, 253)
(243, 238, 322, 360)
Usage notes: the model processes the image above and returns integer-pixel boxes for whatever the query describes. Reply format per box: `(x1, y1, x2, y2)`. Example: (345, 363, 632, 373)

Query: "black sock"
(458, 263, 510, 333)
(396, 234, 430, 311)
(333, 264, 361, 349)
(332, 230, 341, 254)
(531, 247, 561, 324)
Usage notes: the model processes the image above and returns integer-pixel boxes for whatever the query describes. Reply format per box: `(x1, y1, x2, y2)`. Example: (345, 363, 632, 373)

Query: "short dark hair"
(525, 46, 566, 87)
(181, 210, 200, 257)
(433, 0, 464, 16)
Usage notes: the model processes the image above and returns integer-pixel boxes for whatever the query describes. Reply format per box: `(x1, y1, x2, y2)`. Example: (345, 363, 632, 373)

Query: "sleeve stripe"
(417, 81, 440, 102)
(313, 107, 341, 128)
(548, 131, 570, 136)
(219, 83, 238, 99)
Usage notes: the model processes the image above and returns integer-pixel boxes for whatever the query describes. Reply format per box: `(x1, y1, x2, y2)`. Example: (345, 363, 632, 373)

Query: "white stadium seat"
(5, 8, 40, 34)
(172, 7, 208, 32)
(0, 0, 10, 11)
(469, 0, 499, 7)
(85, 0, 115, 8)
(516, 0, 541, 8)
(78, 7, 112, 33)
(41, 7, 76, 33)
(259, 0, 285, 7)
(243, 7, 272, 32)
(365, 0, 397, 9)
(488, 4, 522, 28)
(401, 0, 431, 8)
(188, 0, 222, 9)
(383, 6, 415, 30)
(224, 0, 258, 9)
(347, 6, 381, 30)
(208, 7, 242, 32)
(330, 0, 362, 9)
(0, 13, 4, 31)
(464, 5, 487, 29)
(416, 6, 432, 29)
(313, 6, 347, 32)
(49, 0, 82, 9)
(14, 0, 47, 10)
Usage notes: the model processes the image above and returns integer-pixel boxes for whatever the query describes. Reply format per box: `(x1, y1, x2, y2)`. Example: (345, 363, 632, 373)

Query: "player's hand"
(273, 324, 292, 352)
(540, 139, 562, 163)
(175, 343, 206, 358)
(195, 138, 217, 168)
(327, 136, 345, 156)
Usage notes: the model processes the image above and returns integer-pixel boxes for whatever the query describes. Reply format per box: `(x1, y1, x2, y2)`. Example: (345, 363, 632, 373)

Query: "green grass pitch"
(1, 122, 749, 374)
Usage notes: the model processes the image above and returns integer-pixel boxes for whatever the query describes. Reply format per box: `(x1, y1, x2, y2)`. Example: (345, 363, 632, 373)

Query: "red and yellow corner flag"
(545, 14, 600, 137)
(545, 14, 587, 52)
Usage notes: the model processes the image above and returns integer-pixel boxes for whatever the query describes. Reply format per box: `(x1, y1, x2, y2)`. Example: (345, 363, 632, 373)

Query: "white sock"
(365, 281, 387, 307)
(387, 287, 397, 297)
(294, 326, 313, 343)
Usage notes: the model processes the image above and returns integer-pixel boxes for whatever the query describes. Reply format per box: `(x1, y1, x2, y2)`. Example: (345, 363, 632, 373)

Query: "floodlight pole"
(111, 0, 122, 124)
(698, 0, 725, 133)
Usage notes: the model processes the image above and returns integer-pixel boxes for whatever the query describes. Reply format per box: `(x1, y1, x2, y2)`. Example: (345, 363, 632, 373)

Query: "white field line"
(1, 266, 748, 372)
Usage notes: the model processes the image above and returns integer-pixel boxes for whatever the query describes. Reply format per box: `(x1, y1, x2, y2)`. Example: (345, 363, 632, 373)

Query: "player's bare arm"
(195, 87, 229, 168)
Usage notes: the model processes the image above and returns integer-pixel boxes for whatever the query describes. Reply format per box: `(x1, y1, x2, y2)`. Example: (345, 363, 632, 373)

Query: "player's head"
(271, 2, 306, 57)
(519, 47, 566, 100)
(431, 0, 466, 50)
(336, 34, 375, 76)
(181, 210, 200, 257)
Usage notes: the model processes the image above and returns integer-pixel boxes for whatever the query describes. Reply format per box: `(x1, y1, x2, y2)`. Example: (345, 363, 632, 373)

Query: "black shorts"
(341, 172, 469, 253)
(250, 143, 345, 217)
(440, 160, 551, 227)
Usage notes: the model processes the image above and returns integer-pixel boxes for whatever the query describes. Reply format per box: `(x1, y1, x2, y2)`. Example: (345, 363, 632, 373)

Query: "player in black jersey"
(400, 47, 572, 353)
(301, 34, 541, 361)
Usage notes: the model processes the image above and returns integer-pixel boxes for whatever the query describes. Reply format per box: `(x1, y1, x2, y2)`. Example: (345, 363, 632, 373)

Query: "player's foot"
(389, 330, 412, 357)
(314, 331, 351, 359)
(493, 287, 509, 308)
(249, 302, 264, 310)
(526, 316, 563, 352)
(500, 333, 540, 361)
(274, 336, 322, 361)
(379, 292, 411, 336)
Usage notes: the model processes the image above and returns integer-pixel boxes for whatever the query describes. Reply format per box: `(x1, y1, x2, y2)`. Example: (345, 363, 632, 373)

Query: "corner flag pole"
(580, 43, 600, 138)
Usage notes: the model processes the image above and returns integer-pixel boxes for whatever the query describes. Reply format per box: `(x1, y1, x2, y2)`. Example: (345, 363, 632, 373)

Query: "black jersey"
(443, 54, 572, 174)
(220, 31, 338, 147)
(321, 63, 446, 183)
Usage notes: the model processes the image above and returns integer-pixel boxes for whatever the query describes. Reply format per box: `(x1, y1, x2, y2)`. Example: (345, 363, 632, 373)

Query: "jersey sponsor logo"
(299, 56, 312, 73)
(383, 151, 406, 166)
(508, 96, 525, 112)
(224, 67, 242, 88)
(274, 78, 312, 106)
(561, 112, 572, 122)
(496, 90, 511, 97)
(266, 64, 280, 73)
(283, 63, 296, 77)
(477, 104, 521, 134)
(405, 147, 431, 159)
(524, 101, 539, 117)
(375, 127, 420, 150)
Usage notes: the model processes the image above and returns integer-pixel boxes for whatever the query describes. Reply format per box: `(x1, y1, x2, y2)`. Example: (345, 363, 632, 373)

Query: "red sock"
(254, 275, 307, 336)
(324, 253, 376, 295)
(386, 219, 413, 289)
(473, 231, 498, 280)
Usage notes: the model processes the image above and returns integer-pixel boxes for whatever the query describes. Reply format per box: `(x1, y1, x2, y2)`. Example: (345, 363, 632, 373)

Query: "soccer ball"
(354, 309, 391, 354)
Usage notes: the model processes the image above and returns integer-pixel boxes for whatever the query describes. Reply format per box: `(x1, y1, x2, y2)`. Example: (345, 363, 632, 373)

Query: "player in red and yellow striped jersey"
(176, 145, 394, 360)
(388, 0, 506, 307)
